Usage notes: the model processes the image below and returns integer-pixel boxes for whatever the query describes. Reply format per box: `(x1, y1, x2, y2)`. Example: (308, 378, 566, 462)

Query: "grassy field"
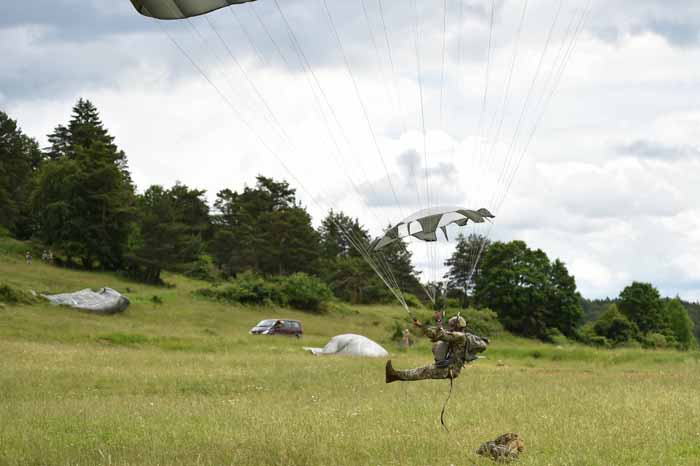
(1, 238, 700, 465)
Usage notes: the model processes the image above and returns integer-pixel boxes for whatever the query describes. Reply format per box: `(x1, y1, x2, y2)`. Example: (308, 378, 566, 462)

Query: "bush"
(642, 332, 669, 349)
(403, 293, 424, 309)
(278, 273, 333, 312)
(0, 283, 38, 305)
(195, 271, 333, 312)
(194, 271, 281, 306)
(462, 307, 505, 337)
(182, 255, 218, 282)
(593, 304, 638, 345)
(445, 298, 461, 309)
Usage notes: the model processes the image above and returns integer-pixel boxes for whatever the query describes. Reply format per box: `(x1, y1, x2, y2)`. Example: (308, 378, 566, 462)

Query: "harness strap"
(440, 368, 455, 432)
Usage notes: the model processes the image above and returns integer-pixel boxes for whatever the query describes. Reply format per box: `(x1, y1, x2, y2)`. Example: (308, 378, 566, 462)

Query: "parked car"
(249, 319, 303, 337)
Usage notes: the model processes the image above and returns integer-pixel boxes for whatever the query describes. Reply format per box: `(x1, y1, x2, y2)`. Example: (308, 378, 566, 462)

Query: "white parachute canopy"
(373, 206, 494, 251)
(130, 0, 255, 20)
(303, 334, 389, 358)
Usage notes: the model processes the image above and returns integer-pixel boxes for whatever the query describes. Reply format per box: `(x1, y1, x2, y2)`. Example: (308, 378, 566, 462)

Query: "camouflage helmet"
(448, 315, 467, 329)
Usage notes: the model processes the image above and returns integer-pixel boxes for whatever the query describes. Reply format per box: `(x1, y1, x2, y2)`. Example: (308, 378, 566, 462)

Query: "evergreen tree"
(318, 210, 369, 258)
(33, 99, 134, 268)
(545, 259, 584, 337)
(665, 297, 696, 350)
(443, 233, 491, 307)
(377, 237, 423, 300)
(210, 176, 318, 276)
(127, 184, 206, 284)
(0, 111, 42, 238)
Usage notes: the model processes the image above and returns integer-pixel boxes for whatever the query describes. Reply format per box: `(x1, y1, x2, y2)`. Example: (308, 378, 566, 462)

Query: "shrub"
(182, 255, 218, 282)
(445, 298, 461, 309)
(194, 271, 281, 306)
(0, 283, 38, 305)
(642, 332, 669, 349)
(593, 304, 638, 345)
(462, 307, 505, 337)
(403, 293, 424, 309)
(195, 272, 333, 312)
(278, 273, 333, 312)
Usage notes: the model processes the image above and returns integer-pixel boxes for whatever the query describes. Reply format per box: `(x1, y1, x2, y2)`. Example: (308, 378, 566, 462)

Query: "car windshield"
(256, 320, 276, 328)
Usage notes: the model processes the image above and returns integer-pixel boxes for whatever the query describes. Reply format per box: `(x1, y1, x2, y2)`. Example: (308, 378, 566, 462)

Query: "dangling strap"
(440, 368, 455, 432)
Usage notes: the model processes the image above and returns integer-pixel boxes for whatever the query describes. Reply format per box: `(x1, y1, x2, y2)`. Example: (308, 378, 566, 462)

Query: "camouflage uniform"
(476, 433, 524, 463)
(386, 325, 488, 382)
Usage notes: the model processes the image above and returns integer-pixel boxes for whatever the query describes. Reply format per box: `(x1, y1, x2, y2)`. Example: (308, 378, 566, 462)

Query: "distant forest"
(1, 100, 697, 349)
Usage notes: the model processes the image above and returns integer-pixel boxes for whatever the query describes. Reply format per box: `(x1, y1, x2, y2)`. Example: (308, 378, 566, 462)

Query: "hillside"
(2, 236, 700, 465)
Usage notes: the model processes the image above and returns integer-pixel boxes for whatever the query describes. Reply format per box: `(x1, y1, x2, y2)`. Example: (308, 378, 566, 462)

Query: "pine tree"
(210, 176, 319, 276)
(0, 111, 42, 238)
(33, 99, 134, 268)
(443, 233, 491, 306)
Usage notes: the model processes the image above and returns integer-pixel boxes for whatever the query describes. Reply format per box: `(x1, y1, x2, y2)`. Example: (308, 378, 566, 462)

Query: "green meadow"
(1, 239, 699, 466)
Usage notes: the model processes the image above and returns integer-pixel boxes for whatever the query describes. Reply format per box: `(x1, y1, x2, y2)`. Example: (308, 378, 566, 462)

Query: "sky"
(2, 0, 699, 300)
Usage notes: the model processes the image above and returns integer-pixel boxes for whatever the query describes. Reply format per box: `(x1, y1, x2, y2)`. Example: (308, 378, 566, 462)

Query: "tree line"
(1, 100, 696, 348)
(0, 100, 421, 302)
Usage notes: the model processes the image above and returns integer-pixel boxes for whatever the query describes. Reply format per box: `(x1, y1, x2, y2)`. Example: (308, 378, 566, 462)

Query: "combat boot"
(385, 360, 400, 383)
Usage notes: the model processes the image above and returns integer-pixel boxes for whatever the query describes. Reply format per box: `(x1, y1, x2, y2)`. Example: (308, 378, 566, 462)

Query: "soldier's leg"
(386, 360, 454, 383)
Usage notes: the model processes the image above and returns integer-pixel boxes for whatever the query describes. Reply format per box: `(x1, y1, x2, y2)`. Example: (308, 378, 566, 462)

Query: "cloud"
(590, 0, 700, 48)
(4, 0, 700, 302)
(617, 140, 700, 161)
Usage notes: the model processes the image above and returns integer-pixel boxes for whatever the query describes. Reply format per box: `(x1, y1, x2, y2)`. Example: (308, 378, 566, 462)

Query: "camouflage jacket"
(423, 326, 489, 369)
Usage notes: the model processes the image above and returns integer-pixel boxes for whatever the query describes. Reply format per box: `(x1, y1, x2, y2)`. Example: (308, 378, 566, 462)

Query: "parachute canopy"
(129, 0, 256, 20)
(373, 206, 494, 251)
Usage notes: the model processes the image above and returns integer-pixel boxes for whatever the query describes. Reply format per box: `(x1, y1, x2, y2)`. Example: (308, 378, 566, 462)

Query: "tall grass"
(1, 246, 699, 465)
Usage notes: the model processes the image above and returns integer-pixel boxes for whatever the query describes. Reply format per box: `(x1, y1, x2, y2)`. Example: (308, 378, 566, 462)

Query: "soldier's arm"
(424, 327, 467, 343)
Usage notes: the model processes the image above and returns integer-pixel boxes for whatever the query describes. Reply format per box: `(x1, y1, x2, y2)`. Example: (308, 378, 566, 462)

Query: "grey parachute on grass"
(129, 0, 256, 20)
(372, 206, 494, 251)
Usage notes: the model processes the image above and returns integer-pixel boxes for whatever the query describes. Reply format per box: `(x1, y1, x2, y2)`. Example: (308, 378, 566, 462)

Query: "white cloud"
(3, 0, 700, 301)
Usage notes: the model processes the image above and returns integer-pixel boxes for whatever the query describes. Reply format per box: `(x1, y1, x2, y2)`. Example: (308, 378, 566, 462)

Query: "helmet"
(448, 315, 467, 330)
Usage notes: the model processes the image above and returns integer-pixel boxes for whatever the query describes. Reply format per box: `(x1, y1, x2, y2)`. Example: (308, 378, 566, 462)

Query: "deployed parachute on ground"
(127, 0, 589, 310)
(303, 334, 388, 358)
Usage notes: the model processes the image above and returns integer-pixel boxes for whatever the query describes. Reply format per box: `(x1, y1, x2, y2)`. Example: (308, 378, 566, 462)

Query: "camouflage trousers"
(393, 363, 462, 381)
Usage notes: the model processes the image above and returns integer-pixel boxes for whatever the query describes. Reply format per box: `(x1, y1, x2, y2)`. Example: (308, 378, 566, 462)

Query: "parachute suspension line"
(377, 0, 408, 137)
(258, 0, 395, 237)
(472, 3, 590, 286)
(464, 0, 530, 288)
(410, 0, 438, 297)
(270, 0, 402, 229)
(467, 0, 495, 210)
(489, 0, 573, 216)
(320, 0, 406, 219)
(439, 0, 448, 134)
(478, 0, 530, 210)
(377, 0, 422, 208)
(411, 0, 430, 212)
(360, 0, 395, 134)
(228, 8, 267, 67)
(496, 2, 591, 214)
(229, 6, 391, 237)
(160, 16, 405, 310)
(487, 0, 564, 210)
(216, 12, 405, 303)
(461, 0, 496, 290)
(260, 1, 413, 309)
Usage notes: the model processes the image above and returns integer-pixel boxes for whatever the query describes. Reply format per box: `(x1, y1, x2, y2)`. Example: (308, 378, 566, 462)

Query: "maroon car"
(249, 319, 303, 337)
